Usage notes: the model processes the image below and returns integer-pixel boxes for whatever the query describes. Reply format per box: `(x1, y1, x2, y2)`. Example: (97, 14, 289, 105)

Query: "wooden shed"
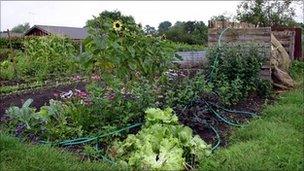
(24, 25, 87, 40)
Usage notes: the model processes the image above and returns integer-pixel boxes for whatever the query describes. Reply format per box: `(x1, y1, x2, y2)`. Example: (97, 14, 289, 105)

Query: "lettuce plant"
(109, 108, 211, 170)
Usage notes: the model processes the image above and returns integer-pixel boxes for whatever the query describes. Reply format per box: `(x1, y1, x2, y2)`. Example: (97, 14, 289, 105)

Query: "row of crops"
(0, 11, 274, 170)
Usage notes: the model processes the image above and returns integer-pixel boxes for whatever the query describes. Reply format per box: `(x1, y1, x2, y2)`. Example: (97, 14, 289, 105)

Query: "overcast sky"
(1, 1, 303, 31)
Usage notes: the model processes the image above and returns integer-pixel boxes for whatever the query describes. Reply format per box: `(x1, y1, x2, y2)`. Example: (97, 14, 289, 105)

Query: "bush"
(70, 80, 157, 132)
(207, 43, 267, 105)
(159, 72, 213, 108)
(164, 41, 205, 52)
(0, 37, 24, 50)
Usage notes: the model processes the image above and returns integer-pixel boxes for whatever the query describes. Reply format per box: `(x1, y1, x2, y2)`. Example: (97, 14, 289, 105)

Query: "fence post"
(7, 29, 17, 78)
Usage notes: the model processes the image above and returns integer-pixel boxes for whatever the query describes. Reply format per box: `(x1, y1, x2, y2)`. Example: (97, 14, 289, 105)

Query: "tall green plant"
(81, 11, 174, 88)
(16, 36, 78, 80)
(207, 43, 267, 104)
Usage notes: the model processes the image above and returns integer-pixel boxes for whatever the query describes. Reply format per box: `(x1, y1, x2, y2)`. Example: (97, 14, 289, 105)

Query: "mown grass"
(199, 61, 304, 170)
(0, 134, 124, 171)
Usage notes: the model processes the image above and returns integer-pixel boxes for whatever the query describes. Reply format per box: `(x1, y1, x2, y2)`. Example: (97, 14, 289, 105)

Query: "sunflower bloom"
(113, 21, 123, 31)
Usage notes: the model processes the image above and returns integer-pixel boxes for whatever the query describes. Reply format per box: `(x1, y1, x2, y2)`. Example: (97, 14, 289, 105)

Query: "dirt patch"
(0, 78, 26, 87)
(0, 82, 87, 115)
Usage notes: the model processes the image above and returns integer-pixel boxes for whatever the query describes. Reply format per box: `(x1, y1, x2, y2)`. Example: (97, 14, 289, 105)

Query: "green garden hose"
(208, 105, 243, 127)
(202, 99, 243, 127)
(208, 27, 230, 82)
(207, 101, 257, 117)
(209, 124, 221, 151)
(40, 123, 142, 146)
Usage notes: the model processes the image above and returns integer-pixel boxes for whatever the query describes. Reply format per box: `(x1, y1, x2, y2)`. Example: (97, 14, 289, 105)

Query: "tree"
(143, 25, 157, 35)
(11, 22, 30, 33)
(210, 14, 231, 22)
(236, 0, 297, 27)
(86, 10, 139, 33)
(165, 21, 208, 45)
(158, 21, 172, 35)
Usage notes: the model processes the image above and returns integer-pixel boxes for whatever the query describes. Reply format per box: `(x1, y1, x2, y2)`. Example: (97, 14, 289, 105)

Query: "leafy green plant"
(109, 108, 211, 170)
(70, 11, 174, 134)
(207, 43, 267, 105)
(81, 11, 174, 86)
(36, 100, 83, 141)
(160, 72, 213, 108)
(5, 99, 40, 130)
(73, 80, 157, 132)
(4, 99, 83, 141)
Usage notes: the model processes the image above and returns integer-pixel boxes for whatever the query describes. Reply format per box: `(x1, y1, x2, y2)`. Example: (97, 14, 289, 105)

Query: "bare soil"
(0, 82, 87, 115)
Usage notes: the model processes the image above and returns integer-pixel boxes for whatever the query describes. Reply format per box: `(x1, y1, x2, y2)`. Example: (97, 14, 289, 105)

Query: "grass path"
(0, 134, 120, 170)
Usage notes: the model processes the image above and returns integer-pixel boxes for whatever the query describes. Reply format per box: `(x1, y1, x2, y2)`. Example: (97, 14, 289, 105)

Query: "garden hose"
(40, 123, 142, 146)
(209, 124, 221, 151)
(209, 106, 243, 127)
(182, 97, 246, 127)
(207, 101, 257, 117)
(202, 99, 243, 127)
(218, 27, 230, 47)
(208, 27, 230, 82)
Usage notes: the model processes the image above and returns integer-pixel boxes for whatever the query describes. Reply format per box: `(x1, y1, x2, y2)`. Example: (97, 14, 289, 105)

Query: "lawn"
(0, 134, 120, 170)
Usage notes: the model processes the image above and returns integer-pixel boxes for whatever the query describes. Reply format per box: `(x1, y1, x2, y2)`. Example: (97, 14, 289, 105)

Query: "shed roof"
(25, 25, 88, 40)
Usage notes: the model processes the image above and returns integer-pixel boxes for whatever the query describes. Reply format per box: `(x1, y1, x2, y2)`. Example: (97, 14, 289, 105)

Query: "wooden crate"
(272, 30, 296, 60)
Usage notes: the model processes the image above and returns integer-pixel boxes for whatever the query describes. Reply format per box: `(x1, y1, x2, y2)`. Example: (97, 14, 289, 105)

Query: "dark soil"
(175, 92, 269, 148)
(0, 78, 26, 87)
(0, 82, 87, 115)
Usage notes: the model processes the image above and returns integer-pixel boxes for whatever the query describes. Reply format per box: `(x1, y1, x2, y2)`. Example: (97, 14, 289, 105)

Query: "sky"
(0, 1, 303, 31)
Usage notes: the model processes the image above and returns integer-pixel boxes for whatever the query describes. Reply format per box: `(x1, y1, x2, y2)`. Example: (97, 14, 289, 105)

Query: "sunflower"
(113, 20, 123, 31)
